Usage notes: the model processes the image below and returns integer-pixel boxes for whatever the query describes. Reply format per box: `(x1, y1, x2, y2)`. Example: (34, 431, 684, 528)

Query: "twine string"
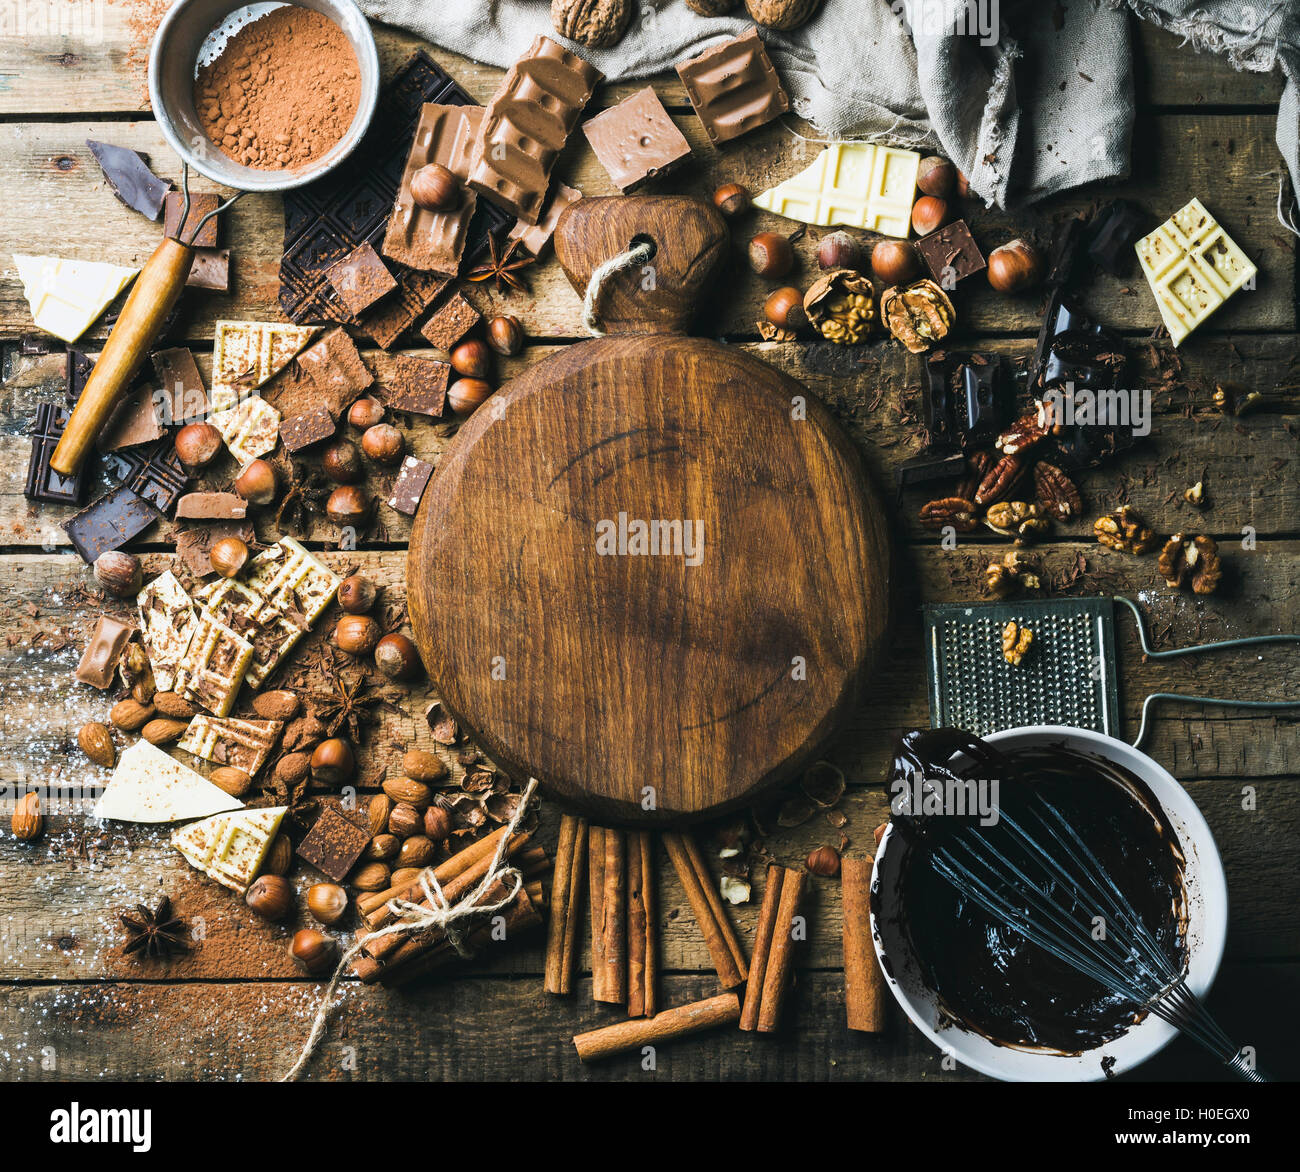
(281, 778, 539, 1081)
(581, 238, 655, 336)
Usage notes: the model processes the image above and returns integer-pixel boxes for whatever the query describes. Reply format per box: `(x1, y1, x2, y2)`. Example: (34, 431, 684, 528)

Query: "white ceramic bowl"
(871, 725, 1228, 1082)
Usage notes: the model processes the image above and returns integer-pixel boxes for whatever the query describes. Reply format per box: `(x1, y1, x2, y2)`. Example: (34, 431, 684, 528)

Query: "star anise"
(307, 667, 387, 744)
(120, 897, 190, 960)
(466, 235, 534, 294)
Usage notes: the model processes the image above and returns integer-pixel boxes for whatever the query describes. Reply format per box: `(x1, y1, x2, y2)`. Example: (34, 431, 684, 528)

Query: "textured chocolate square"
(388, 354, 450, 417)
(296, 806, 372, 882)
(357, 270, 450, 349)
(163, 191, 220, 248)
(419, 292, 480, 351)
(62, 485, 159, 563)
(508, 181, 581, 257)
(175, 492, 247, 520)
(582, 87, 691, 192)
(151, 346, 209, 423)
(101, 439, 189, 514)
(675, 29, 789, 146)
(25, 402, 90, 506)
(916, 220, 986, 287)
(387, 455, 434, 516)
(279, 404, 337, 453)
(75, 615, 137, 689)
(327, 242, 398, 316)
(187, 247, 230, 292)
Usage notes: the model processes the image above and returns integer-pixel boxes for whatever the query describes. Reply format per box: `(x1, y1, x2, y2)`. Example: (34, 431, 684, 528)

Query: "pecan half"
(919, 496, 977, 531)
(996, 409, 1048, 456)
(985, 500, 1049, 543)
(880, 279, 955, 353)
(1094, 505, 1159, 554)
(955, 450, 994, 501)
(974, 453, 1024, 507)
(1033, 461, 1082, 521)
(1158, 533, 1222, 594)
(804, 269, 874, 344)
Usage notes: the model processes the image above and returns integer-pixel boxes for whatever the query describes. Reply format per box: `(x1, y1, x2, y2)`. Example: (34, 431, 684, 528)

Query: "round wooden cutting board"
(409, 197, 890, 825)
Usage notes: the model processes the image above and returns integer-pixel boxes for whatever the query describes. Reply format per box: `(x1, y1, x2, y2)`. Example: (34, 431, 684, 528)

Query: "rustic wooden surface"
(1, 15, 1298, 1082)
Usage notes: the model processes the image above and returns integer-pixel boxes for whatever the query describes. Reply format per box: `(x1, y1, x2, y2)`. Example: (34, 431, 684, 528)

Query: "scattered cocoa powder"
(193, 5, 361, 171)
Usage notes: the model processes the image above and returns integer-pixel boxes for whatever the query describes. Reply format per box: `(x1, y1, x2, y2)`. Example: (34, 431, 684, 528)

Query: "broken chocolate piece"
(175, 522, 256, 577)
(357, 270, 451, 350)
(387, 455, 434, 516)
(295, 805, 372, 882)
(75, 615, 137, 689)
(102, 438, 189, 515)
(895, 446, 966, 489)
(327, 242, 398, 316)
(388, 354, 450, 417)
(1088, 199, 1145, 277)
(175, 492, 247, 521)
(582, 87, 691, 192)
(279, 405, 338, 453)
(87, 140, 170, 221)
(282, 327, 374, 416)
(916, 220, 986, 288)
(177, 714, 283, 777)
(97, 385, 166, 451)
(419, 292, 480, 351)
(186, 248, 231, 292)
(675, 28, 789, 147)
(63, 484, 160, 563)
(151, 347, 209, 423)
(507, 181, 581, 257)
(163, 191, 220, 248)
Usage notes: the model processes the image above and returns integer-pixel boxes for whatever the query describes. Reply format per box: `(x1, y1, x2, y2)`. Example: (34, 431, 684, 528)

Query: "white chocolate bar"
(177, 714, 284, 777)
(172, 806, 286, 894)
(210, 320, 316, 411)
(13, 254, 137, 343)
(244, 537, 340, 626)
(136, 570, 199, 692)
(210, 395, 282, 466)
(93, 739, 244, 824)
(173, 610, 254, 717)
(194, 577, 308, 688)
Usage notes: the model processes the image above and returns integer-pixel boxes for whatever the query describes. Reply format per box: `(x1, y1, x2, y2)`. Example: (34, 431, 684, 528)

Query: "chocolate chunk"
(97, 385, 166, 451)
(101, 438, 189, 514)
(87, 140, 170, 220)
(295, 805, 371, 882)
(895, 446, 966, 489)
(675, 29, 789, 146)
(175, 492, 247, 520)
(1045, 216, 1088, 288)
(419, 292, 480, 351)
(388, 355, 450, 417)
(75, 615, 137, 689)
(278, 50, 510, 325)
(922, 351, 1008, 451)
(582, 87, 691, 192)
(466, 35, 603, 224)
(1087, 199, 1145, 277)
(186, 248, 230, 292)
(279, 404, 338, 453)
(25, 402, 91, 506)
(280, 327, 374, 416)
(151, 347, 209, 423)
(175, 522, 256, 576)
(387, 455, 434, 516)
(327, 242, 398, 316)
(66, 349, 95, 407)
(508, 181, 581, 257)
(63, 484, 160, 563)
(163, 191, 220, 248)
(916, 220, 986, 287)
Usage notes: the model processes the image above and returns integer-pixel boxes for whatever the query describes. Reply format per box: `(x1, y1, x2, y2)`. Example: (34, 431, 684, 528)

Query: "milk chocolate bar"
(177, 714, 284, 777)
(419, 293, 480, 351)
(75, 615, 137, 689)
(186, 248, 230, 292)
(466, 36, 603, 225)
(151, 347, 208, 422)
(175, 492, 247, 520)
(327, 242, 397, 316)
(384, 104, 483, 275)
(675, 28, 789, 147)
(172, 609, 254, 717)
(508, 181, 581, 257)
(97, 385, 166, 451)
(582, 87, 691, 192)
(283, 327, 374, 415)
(63, 485, 159, 564)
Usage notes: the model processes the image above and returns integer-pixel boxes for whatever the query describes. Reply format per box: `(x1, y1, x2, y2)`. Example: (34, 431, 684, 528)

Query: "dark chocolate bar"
(923, 351, 1009, 449)
(895, 446, 966, 489)
(1088, 199, 1146, 277)
(295, 806, 371, 882)
(87, 140, 170, 221)
(25, 402, 91, 506)
(916, 220, 986, 287)
(388, 355, 450, 417)
(327, 242, 397, 316)
(63, 484, 159, 563)
(101, 438, 189, 515)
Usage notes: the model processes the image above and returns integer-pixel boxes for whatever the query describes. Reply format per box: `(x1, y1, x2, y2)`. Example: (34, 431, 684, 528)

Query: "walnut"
(1158, 533, 1222, 595)
(1034, 461, 1082, 521)
(985, 500, 1049, 543)
(551, 0, 633, 47)
(757, 321, 799, 342)
(974, 453, 1024, 507)
(745, 0, 820, 29)
(880, 279, 955, 352)
(1094, 505, 1159, 554)
(919, 496, 978, 532)
(804, 269, 874, 344)
(1184, 480, 1206, 508)
(1001, 620, 1034, 665)
(984, 551, 1041, 598)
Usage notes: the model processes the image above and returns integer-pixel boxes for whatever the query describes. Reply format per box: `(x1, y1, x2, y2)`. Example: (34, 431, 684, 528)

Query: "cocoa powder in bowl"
(193, 5, 361, 171)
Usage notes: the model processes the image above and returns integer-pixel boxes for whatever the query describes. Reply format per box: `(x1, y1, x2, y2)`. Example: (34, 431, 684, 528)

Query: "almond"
(388, 802, 422, 838)
(367, 793, 393, 837)
(142, 717, 189, 746)
(262, 833, 293, 876)
(390, 867, 422, 889)
(253, 690, 301, 721)
(363, 833, 400, 862)
(110, 698, 155, 731)
(350, 862, 392, 892)
(77, 721, 116, 768)
(397, 835, 436, 869)
(402, 749, 447, 783)
(273, 752, 311, 789)
(152, 691, 197, 720)
(382, 777, 432, 808)
(209, 766, 252, 798)
(11, 792, 42, 841)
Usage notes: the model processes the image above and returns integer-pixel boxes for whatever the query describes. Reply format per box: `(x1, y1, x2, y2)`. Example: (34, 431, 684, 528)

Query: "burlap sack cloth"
(357, 0, 1299, 220)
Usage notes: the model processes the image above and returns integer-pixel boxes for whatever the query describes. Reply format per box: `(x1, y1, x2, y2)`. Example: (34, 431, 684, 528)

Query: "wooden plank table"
(1, 15, 1297, 1082)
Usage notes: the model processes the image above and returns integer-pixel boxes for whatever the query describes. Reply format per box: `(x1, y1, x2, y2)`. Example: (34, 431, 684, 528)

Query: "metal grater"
(924, 598, 1121, 738)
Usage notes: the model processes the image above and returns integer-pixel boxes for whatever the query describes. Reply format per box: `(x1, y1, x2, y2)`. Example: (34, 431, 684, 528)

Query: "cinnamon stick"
(588, 825, 627, 1004)
(739, 864, 785, 1031)
(544, 814, 588, 995)
(626, 830, 657, 1018)
(358, 825, 511, 920)
(662, 830, 747, 989)
(755, 866, 805, 1032)
(842, 855, 888, 1032)
(573, 993, 741, 1062)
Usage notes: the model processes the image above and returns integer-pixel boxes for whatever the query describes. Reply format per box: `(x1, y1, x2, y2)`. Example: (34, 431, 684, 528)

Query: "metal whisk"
(922, 794, 1265, 1081)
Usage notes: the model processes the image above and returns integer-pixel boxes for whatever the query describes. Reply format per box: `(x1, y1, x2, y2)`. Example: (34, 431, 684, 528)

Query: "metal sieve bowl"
(148, 0, 380, 193)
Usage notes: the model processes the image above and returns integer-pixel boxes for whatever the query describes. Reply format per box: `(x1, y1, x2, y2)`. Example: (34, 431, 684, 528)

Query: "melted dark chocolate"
(890, 730, 1188, 1053)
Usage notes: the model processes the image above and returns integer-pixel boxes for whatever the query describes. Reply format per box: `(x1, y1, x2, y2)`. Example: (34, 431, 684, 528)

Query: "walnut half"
(880, 279, 955, 353)
(1002, 620, 1034, 665)
(1158, 533, 1222, 594)
(1094, 505, 1159, 554)
(804, 269, 874, 345)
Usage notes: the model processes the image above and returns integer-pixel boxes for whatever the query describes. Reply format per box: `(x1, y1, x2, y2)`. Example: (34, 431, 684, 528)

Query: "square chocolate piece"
(419, 293, 480, 351)
(296, 806, 372, 882)
(916, 220, 986, 288)
(151, 346, 208, 423)
(327, 242, 398, 316)
(97, 385, 166, 451)
(163, 191, 221, 249)
(675, 29, 789, 146)
(388, 455, 434, 516)
(63, 484, 159, 563)
(388, 354, 450, 417)
(267, 327, 372, 419)
(187, 248, 231, 292)
(26, 402, 90, 506)
(280, 404, 337, 453)
(357, 270, 451, 350)
(582, 87, 692, 192)
(75, 615, 137, 689)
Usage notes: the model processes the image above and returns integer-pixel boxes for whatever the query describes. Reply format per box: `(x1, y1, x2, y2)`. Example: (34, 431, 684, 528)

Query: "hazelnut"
(917, 155, 956, 198)
(450, 338, 492, 379)
(410, 162, 459, 211)
(388, 803, 422, 838)
(910, 195, 950, 236)
(764, 286, 807, 331)
(870, 239, 922, 286)
(375, 632, 421, 680)
(310, 737, 355, 784)
(93, 551, 142, 597)
(806, 844, 841, 877)
(174, 421, 222, 471)
(486, 315, 524, 357)
(712, 182, 751, 217)
(402, 749, 447, 783)
(306, 883, 348, 927)
(337, 574, 376, 614)
(11, 791, 42, 841)
(348, 397, 385, 429)
(322, 439, 364, 485)
(290, 928, 337, 975)
(325, 484, 371, 528)
(817, 230, 863, 271)
(986, 239, 1044, 294)
(447, 377, 493, 415)
(748, 231, 794, 278)
(234, 458, 277, 505)
(334, 613, 381, 656)
(245, 874, 294, 921)
(209, 536, 248, 579)
(423, 805, 453, 841)
(361, 423, 404, 465)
